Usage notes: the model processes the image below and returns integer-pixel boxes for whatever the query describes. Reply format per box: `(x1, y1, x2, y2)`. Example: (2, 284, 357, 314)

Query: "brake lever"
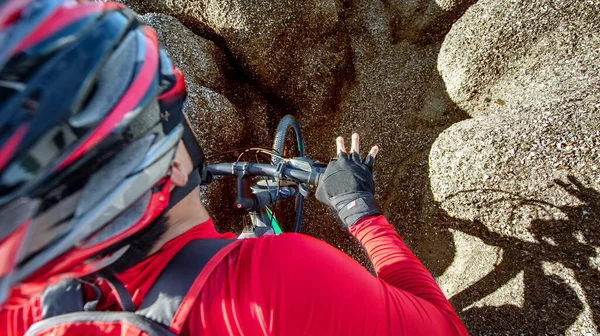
(287, 157, 313, 171)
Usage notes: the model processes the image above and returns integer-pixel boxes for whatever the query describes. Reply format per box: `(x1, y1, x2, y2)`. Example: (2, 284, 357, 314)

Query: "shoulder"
(231, 233, 366, 278)
(238, 233, 347, 260)
(184, 234, 375, 334)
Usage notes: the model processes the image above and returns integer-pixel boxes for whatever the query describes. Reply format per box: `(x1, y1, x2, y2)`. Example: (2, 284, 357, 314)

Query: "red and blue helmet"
(0, 0, 191, 306)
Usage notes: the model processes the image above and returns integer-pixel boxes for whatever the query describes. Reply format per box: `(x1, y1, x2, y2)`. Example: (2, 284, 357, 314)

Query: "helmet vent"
(74, 133, 154, 217)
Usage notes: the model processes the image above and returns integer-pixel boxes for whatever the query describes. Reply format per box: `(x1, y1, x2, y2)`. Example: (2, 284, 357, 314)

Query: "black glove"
(316, 151, 381, 228)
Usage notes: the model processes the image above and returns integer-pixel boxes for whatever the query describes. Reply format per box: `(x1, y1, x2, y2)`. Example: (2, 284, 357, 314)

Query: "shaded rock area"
(139, 13, 270, 154)
(123, 0, 351, 119)
(122, 0, 600, 334)
(382, 0, 477, 44)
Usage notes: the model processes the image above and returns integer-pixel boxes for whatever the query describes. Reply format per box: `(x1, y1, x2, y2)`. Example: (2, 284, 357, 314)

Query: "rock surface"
(140, 13, 270, 147)
(125, 0, 351, 117)
(140, 13, 242, 152)
(431, 0, 600, 334)
(139, 13, 270, 225)
(438, 0, 600, 118)
(124, 0, 600, 334)
(382, 0, 476, 44)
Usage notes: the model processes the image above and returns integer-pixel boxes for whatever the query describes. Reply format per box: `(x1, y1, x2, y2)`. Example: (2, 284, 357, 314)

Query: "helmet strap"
(164, 120, 206, 212)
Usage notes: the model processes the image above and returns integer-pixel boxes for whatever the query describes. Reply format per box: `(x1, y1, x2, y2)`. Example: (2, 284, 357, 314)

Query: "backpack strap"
(135, 238, 234, 328)
(101, 273, 135, 312)
(39, 274, 136, 319)
(33, 239, 234, 336)
(26, 311, 177, 336)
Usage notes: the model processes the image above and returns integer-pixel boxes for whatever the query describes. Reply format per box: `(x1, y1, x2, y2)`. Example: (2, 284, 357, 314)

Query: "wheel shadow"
(438, 176, 600, 335)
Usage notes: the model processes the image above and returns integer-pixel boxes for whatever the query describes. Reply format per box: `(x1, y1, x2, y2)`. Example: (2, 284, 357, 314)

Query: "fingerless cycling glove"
(316, 151, 381, 228)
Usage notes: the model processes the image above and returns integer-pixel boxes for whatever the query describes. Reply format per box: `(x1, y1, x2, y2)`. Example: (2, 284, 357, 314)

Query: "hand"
(316, 133, 381, 228)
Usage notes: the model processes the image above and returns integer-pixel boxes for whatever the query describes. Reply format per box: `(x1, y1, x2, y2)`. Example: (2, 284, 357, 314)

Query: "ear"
(170, 160, 188, 188)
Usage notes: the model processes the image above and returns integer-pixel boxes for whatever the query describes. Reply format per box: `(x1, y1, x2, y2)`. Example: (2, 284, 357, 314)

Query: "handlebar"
(207, 162, 324, 186)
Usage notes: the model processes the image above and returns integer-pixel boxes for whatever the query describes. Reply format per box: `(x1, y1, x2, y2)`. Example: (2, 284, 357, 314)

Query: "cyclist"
(0, 1, 468, 335)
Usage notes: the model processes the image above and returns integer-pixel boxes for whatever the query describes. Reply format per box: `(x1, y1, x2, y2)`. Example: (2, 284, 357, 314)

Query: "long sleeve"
(350, 215, 468, 335)
(185, 215, 468, 335)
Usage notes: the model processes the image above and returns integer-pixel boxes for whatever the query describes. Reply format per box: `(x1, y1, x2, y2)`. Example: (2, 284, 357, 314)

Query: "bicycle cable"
(206, 147, 282, 160)
(235, 148, 285, 163)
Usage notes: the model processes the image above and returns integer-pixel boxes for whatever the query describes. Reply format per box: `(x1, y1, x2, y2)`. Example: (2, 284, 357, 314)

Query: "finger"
(351, 133, 359, 154)
(364, 146, 379, 168)
(336, 136, 346, 154)
(369, 146, 379, 159)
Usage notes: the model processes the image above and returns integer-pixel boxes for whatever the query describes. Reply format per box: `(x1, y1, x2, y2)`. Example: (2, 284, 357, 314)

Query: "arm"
(310, 133, 464, 333)
(187, 221, 467, 335)
(350, 215, 467, 335)
(185, 133, 466, 334)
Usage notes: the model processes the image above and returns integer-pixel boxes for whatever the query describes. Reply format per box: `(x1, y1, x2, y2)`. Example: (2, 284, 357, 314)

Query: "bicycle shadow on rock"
(436, 176, 600, 335)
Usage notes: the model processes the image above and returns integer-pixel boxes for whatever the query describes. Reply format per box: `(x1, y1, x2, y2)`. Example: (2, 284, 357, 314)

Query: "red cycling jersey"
(0, 215, 468, 335)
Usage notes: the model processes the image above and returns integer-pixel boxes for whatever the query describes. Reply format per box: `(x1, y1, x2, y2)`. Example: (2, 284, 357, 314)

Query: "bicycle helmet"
(0, 0, 203, 305)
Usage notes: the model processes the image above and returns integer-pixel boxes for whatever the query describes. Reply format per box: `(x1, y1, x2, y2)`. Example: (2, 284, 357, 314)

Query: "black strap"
(102, 274, 136, 312)
(165, 120, 206, 211)
(165, 167, 200, 212)
(180, 119, 204, 169)
(40, 275, 135, 318)
(36, 239, 233, 334)
(136, 239, 234, 327)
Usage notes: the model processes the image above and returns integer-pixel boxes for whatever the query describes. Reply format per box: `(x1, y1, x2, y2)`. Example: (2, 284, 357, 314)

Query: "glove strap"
(334, 194, 381, 228)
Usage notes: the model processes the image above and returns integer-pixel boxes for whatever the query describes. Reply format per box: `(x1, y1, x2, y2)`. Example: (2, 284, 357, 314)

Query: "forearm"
(350, 215, 467, 335)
